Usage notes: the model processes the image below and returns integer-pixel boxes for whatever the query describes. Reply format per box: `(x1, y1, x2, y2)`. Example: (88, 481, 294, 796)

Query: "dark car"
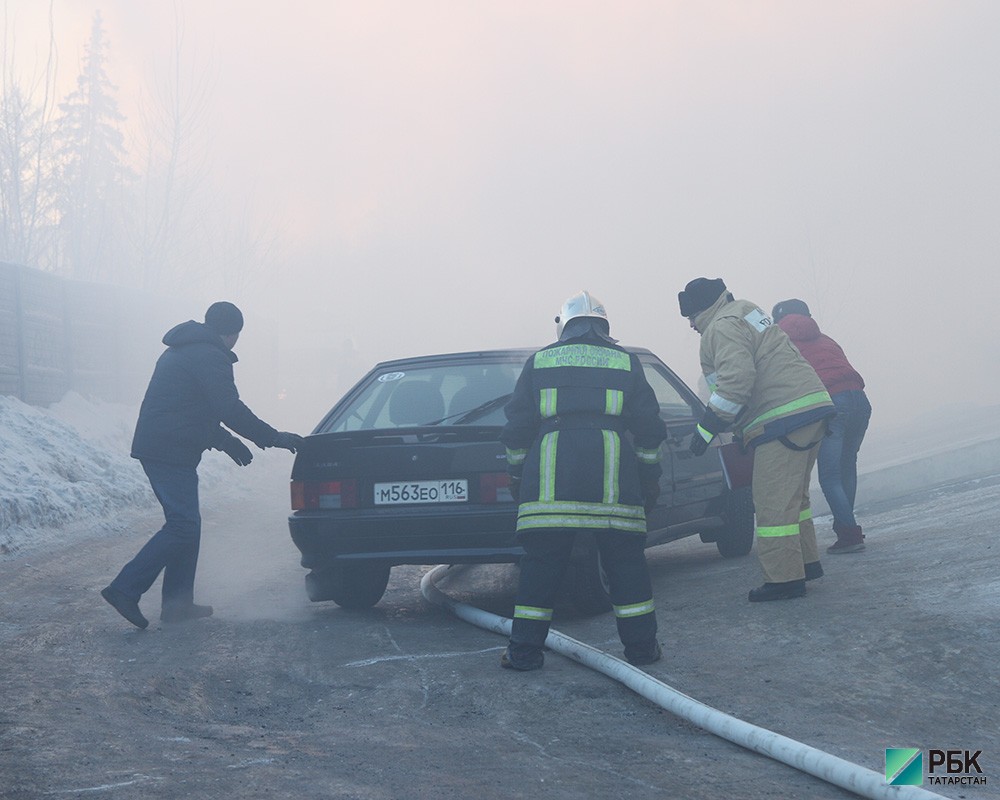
(287, 347, 754, 613)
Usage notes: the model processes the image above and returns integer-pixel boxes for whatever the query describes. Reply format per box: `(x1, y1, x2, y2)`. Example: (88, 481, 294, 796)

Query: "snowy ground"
(3, 392, 998, 558)
(0, 393, 285, 557)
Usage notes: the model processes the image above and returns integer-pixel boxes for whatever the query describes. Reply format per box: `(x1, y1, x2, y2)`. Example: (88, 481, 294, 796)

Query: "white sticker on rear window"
(744, 308, 772, 333)
(378, 372, 405, 382)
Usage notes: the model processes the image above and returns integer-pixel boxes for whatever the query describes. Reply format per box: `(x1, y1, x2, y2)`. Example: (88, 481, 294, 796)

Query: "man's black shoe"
(625, 642, 663, 666)
(804, 561, 824, 581)
(500, 648, 544, 671)
(160, 603, 214, 624)
(101, 586, 148, 629)
(748, 579, 807, 602)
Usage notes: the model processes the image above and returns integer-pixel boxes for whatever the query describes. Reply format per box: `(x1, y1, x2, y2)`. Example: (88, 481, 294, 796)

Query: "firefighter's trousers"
(509, 528, 657, 661)
(751, 420, 826, 583)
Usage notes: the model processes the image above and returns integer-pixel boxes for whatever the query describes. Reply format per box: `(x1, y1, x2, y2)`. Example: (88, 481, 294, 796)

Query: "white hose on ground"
(420, 564, 947, 800)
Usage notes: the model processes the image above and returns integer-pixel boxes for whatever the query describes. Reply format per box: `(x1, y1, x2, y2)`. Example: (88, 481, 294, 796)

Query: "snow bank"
(0, 392, 260, 557)
(0, 393, 150, 554)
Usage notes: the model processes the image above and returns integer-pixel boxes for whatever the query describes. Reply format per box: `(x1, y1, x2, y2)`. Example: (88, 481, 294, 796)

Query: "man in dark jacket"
(773, 299, 872, 554)
(499, 291, 667, 670)
(101, 301, 304, 629)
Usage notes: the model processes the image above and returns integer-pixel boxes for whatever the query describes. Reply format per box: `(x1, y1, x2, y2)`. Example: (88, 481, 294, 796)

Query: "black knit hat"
(678, 278, 727, 317)
(771, 298, 811, 322)
(204, 301, 244, 335)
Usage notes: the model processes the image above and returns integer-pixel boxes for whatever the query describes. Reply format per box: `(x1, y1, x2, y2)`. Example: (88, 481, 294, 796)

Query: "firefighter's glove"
(272, 431, 305, 453)
(642, 480, 660, 512)
(689, 407, 727, 456)
(508, 475, 522, 503)
(221, 437, 254, 466)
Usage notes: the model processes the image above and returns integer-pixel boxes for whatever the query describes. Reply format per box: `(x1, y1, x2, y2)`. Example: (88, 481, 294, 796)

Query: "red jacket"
(776, 314, 865, 396)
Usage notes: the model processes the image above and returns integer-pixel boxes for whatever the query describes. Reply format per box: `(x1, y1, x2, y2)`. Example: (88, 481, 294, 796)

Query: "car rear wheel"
(305, 563, 392, 609)
(715, 486, 755, 558)
(566, 546, 613, 615)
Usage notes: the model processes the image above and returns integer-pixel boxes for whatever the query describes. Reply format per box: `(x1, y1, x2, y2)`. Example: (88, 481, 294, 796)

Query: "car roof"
(370, 345, 656, 371)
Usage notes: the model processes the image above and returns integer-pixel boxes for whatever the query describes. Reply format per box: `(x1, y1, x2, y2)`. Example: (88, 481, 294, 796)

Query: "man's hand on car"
(272, 431, 305, 453)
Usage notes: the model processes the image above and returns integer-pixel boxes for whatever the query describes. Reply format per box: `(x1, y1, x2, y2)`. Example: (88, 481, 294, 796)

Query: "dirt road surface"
(1, 465, 997, 799)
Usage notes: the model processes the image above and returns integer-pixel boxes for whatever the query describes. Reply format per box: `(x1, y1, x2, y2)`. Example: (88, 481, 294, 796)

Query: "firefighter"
(678, 278, 835, 602)
(500, 291, 667, 671)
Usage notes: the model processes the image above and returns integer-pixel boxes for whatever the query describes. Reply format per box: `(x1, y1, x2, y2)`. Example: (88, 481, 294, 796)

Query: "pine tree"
(53, 10, 130, 281)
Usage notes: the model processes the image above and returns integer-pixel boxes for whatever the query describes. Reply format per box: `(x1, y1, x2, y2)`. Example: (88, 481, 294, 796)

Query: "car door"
(637, 355, 726, 538)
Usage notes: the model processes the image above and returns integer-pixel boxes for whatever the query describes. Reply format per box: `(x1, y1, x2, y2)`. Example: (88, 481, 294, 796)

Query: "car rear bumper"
(288, 505, 523, 568)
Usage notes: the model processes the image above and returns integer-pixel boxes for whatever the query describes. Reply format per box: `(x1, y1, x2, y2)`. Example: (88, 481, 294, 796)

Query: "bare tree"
(0, 0, 59, 269)
(125, 3, 215, 293)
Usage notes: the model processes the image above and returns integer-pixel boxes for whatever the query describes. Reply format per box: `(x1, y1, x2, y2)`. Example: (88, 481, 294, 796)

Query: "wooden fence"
(0, 261, 185, 406)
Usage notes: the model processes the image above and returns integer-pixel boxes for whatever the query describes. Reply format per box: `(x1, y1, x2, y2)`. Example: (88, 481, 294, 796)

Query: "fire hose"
(420, 564, 946, 800)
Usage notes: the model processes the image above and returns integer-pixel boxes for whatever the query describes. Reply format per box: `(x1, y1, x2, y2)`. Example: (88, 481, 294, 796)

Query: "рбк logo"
(886, 748, 923, 786)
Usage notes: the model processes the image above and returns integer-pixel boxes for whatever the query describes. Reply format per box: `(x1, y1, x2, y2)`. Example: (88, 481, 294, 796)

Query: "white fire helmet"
(555, 290, 608, 338)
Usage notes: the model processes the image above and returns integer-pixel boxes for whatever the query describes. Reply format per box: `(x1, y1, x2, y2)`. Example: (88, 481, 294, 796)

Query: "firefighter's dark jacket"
(131, 320, 279, 466)
(501, 329, 667, 534)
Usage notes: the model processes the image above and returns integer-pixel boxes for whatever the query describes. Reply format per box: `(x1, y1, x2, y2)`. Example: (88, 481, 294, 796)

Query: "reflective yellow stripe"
(708, 391, 743, 416)
(757, 523, 800, 538)
(517, 514, 647, 533)
(635, 446, 660, 464)
(614, 600, 655, 618)
(534, 344, 631, 371)
(605, 389, 624, 416)
(744, 391, 832, 433)
(506, 447, 527, 466)
(539, 387, 558, 418)
(799, 509, 812, 522)
(696, 424, 714, 443)
(602, 430, 620, 504)
(517, 501, 645, 519)
(514, 605, 553, 621)
(539, 431, 558, 502)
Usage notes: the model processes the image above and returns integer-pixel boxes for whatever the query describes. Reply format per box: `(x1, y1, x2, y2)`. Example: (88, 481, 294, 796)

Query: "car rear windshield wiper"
(424, 392, 514, 426)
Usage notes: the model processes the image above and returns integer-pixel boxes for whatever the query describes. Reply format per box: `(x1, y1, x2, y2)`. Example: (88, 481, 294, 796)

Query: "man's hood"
(776, 313, 821, 343)
(162, 320, 238, 361)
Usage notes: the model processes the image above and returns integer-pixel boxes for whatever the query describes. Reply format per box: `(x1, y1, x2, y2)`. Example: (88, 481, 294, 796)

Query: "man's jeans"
(817, 390, 872, 528)
(109, 459, 202, 608)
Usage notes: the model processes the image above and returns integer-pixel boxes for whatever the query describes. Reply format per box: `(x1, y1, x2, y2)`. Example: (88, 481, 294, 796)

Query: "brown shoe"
(828, 523, 865, 554)
(101, 586, 148, 630)
(827, 539, 865, 554)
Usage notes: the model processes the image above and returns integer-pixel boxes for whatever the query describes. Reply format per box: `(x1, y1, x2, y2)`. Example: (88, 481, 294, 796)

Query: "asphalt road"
(1, 468, 997, 799)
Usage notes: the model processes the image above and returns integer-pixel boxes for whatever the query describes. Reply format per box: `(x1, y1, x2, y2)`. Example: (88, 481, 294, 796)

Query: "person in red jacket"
(772, 299, 872, 554)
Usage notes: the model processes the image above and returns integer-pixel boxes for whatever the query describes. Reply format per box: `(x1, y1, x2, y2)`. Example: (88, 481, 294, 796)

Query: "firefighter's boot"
(748, 579, 807, 602)
(500, 644, 544, 671)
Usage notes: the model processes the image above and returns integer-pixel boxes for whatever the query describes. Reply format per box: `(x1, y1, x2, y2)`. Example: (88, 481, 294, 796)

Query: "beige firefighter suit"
(692, 293, 834, 583)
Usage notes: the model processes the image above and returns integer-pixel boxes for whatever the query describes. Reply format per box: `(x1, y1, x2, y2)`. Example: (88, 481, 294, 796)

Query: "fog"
(6, 1, 999, 432)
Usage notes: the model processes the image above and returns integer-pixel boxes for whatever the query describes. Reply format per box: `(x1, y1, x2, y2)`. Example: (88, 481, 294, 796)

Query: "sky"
(4, 1, 999, 429)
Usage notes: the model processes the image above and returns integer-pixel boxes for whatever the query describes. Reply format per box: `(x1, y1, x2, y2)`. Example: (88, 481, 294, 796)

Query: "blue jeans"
(109, 459, 202, 608)
(817, 390, 872, 529)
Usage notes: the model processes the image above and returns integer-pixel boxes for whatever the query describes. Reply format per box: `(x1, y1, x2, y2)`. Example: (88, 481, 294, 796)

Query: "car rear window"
(321, 359, 526, 432)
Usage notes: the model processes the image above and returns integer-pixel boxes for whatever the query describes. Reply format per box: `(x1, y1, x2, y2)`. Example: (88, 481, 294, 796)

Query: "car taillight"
(479, 472, 513, 504)
(291, 479, 359, 510)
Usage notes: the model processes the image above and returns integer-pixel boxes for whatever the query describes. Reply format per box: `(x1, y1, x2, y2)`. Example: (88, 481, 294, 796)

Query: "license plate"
(373, 479, 469, 505)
